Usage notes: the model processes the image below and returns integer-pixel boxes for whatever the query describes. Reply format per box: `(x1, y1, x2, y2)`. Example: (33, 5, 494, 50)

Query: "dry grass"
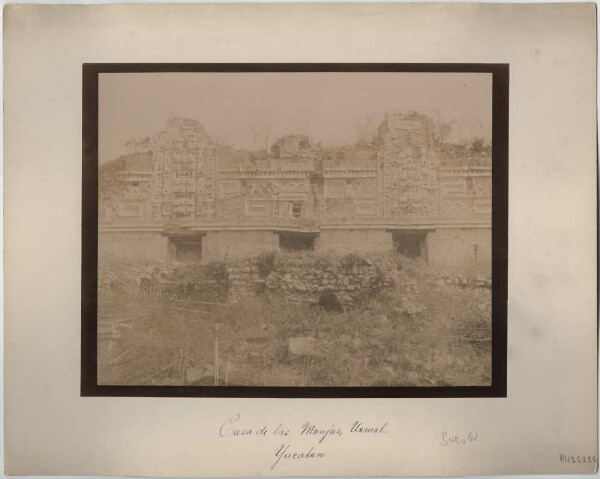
(98, 253, 491, 387)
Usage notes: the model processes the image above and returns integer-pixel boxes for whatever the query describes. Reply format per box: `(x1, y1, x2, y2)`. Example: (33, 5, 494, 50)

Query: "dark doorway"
(171, 236, 203, 262)
(393, 231, 427, 259)
(279, 232, 316, 251)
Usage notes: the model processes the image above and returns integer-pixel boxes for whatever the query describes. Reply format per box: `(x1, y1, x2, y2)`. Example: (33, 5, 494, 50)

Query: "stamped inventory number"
(559, 454, 597, 464)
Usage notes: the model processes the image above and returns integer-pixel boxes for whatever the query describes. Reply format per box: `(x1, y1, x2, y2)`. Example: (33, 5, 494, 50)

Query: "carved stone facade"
(99, 113, 492, 270)
(377, 113, 441, 218)
(100, 113, 491, 228)
(439, 167, 492, 219)
(99, 153, 153, 222)
(148, 118, 217, 221)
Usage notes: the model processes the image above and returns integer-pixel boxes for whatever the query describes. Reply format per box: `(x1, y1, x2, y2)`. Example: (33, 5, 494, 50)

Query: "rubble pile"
(99, 260, 229, 303)
(264, 257, 389, 307)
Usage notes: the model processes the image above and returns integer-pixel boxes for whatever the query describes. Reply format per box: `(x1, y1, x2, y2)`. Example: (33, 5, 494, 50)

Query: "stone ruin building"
(99, 114, 492, 272)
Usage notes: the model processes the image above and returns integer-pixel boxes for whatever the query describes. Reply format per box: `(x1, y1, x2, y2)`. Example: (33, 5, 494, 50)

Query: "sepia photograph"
(89, 66, 505, 392)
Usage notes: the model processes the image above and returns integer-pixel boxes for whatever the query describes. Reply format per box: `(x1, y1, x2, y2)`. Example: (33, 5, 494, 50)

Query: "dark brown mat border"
(82, 63, 508, 398)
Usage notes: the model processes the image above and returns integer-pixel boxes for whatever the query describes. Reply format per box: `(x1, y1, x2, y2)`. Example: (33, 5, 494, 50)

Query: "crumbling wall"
(213, 252, 491, 306)
(102, 252, 491, 311)
(264, 258, 389, 307)
(224, 254, 390, 307)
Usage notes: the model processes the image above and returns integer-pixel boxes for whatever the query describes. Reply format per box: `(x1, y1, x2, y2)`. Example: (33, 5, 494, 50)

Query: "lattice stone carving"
(323, 198, 353, 218)
(440, 199, 472, 218)
(244, 180, 275, 199)
(120, 183, 150, 200)
(347, 178, 377, 197)
(468, 177, 492, 196)
(218, 198, 244, 218)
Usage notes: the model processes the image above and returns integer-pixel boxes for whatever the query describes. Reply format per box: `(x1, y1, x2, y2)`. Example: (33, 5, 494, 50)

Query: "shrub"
(204, 260, 230, 290)
(338, 252, 369, 272)
(255, 250, 278, 278)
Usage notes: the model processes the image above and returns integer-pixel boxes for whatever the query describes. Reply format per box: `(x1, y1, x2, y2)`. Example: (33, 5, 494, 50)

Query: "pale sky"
(99, 72, 492, 164)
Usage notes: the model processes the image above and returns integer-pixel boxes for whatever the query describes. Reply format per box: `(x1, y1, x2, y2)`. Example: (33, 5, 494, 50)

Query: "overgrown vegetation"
(338, 252, 370, 272)
(255, 250, 278, 278)
(136, 259, 231, 303)
(98, 253, 491, 387)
